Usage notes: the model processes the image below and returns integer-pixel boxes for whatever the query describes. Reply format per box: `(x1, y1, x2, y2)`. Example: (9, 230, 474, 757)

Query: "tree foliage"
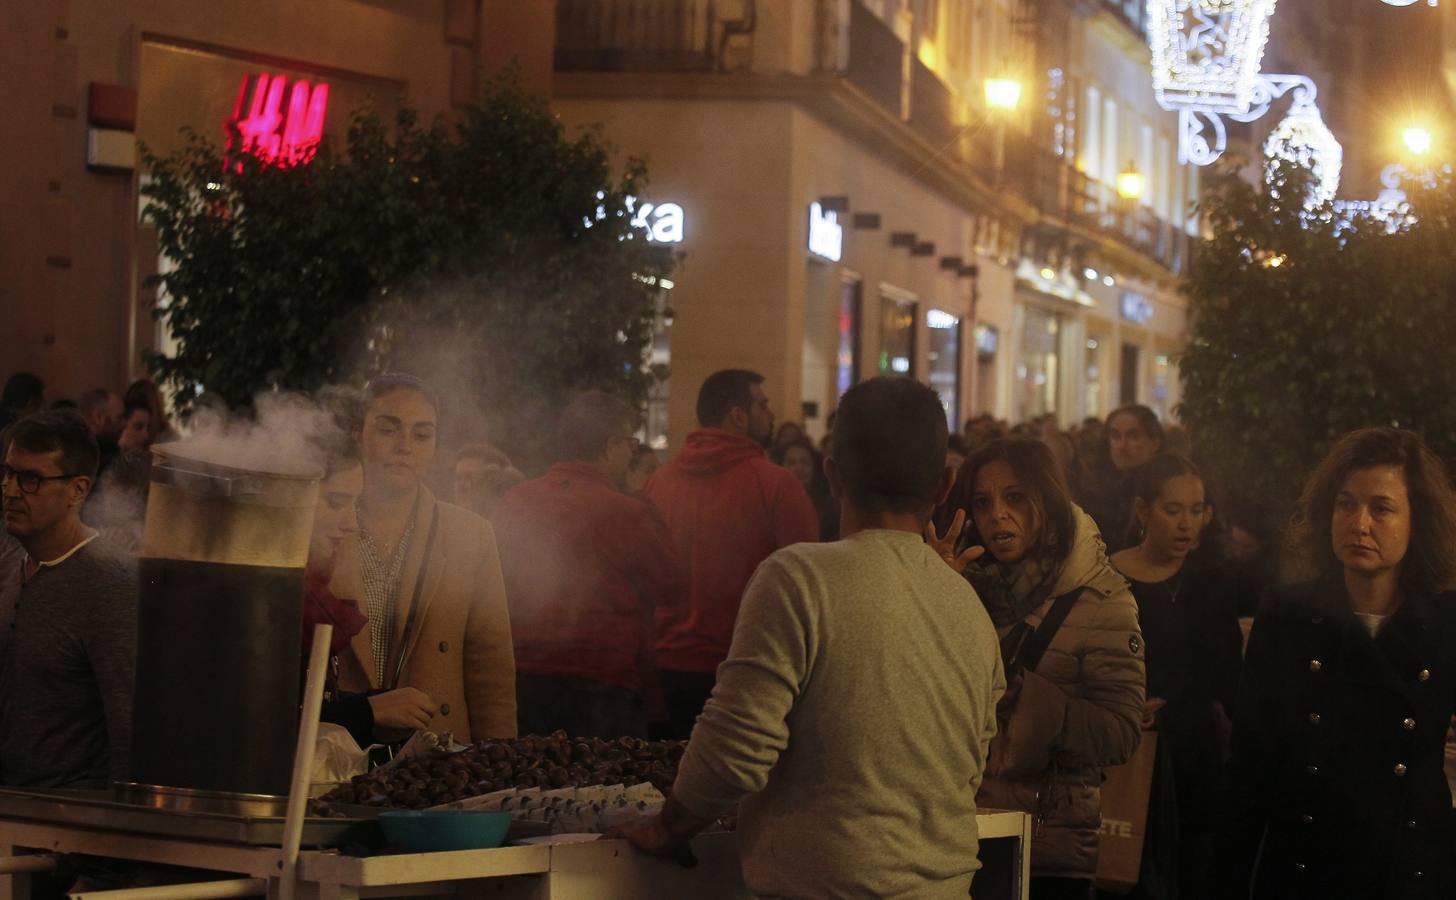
(1179, 159, 1456, 526)
(141, 73, 670, 466)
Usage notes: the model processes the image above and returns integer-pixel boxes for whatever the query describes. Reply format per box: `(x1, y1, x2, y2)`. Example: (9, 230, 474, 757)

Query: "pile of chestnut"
(323, 732, 686, 809)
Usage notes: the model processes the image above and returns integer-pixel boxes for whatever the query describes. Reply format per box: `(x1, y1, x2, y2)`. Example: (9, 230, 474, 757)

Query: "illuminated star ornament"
(1150, 0, 1278, 115)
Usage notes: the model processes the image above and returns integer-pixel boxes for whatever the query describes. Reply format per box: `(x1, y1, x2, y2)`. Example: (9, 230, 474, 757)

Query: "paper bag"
(1096, 729, 1158, 894)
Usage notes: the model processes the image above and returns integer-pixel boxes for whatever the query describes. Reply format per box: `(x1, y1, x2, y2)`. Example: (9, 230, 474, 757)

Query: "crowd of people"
(1, 364, 1455, 899)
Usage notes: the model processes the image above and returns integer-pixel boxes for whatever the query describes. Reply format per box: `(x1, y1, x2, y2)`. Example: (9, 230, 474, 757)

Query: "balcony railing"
(554, 0, 754, 72)
(1016, 149, 1188, 273)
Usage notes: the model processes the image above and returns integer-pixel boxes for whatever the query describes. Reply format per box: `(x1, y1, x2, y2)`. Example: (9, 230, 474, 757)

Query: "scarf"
(303, 569, 368, 656)
(966, 553, 1064, 629)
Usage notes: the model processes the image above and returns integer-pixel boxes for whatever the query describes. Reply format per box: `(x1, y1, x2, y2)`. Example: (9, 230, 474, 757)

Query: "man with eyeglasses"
(0, 411, 136, 788)
(493, 390, 684, 738)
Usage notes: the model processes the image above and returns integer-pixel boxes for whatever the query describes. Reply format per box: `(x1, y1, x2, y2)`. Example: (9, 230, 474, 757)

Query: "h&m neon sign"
(225, 72, 330, 168)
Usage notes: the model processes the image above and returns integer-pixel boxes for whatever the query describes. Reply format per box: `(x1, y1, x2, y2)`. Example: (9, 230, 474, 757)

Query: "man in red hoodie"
(644, 370, 819, 738)
(494, 391, 684, 738)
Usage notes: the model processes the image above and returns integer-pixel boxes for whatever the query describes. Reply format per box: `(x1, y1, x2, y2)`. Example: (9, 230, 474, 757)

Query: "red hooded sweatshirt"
(494, 462, 685, 692)
(644, 428, 820, 672)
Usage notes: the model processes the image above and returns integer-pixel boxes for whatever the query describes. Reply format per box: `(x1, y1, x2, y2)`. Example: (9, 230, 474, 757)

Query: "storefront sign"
(628, 197, 685, 244)
(1121, 292, 1154, 325)
(927, 309, 959, 330)
(808, 202, 843, 261)
(226, 73, 330, 167)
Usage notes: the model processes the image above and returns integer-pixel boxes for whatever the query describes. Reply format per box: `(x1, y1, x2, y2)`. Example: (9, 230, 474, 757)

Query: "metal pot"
(126, 445, 321, 809)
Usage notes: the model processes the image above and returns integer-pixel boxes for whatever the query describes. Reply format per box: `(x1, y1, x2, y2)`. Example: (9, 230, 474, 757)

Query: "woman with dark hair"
(771, 437, 838, 541)
(1110, 454, 1243, 897)
(1216, 427, 1456, 899)
(304, 437, 438, 746)
(1083, 405, 1166, 553)
(929, 437, 1145, 899)
(122, 379, 180, 446)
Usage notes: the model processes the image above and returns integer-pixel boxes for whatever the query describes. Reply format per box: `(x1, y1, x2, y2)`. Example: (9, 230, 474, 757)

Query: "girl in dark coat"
(1110, 455, 1242, 899)
(1216, 427, 1456, 900)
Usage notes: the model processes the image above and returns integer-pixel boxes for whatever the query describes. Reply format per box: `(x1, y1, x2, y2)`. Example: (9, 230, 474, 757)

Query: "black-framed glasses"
(1, 465, 82, 495)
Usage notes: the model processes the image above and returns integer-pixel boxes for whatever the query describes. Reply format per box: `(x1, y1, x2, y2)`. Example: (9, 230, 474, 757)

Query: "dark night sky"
(1262, 0, 1452, 195)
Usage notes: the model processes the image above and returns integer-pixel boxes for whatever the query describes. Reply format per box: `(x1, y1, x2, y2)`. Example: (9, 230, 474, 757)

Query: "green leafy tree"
(1179, 159, 1456, 529)
(141, 74, 670, 466)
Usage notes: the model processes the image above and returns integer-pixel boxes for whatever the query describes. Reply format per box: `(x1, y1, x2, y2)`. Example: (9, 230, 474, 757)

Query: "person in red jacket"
(494, 391, 685, 738)
(644, 369, 820, 739)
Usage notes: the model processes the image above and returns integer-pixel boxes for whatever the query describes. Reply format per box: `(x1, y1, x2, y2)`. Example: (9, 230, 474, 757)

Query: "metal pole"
(69, 878, 265, 900)
(278, 623, 333, 900)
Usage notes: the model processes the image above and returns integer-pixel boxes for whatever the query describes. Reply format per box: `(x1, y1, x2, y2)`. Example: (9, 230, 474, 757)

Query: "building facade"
(0, 0, 553, 401)
(551, 0, 1196, 447)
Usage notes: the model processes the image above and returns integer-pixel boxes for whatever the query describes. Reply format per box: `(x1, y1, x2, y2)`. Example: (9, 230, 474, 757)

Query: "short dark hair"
(958, 437, 1077, 564)
(1290, 427, 1456, 593)
(6, 410, 101, 481)
(696, 369, 763, 428)
(1106, 404, 1164, 448)
(557, 390, 635, 462)
(831, 377, 948, 518)
(3, 373, 44, 410)
(78, 388, 117, 417)
(364, 373, 440, 417)
(1127, 454, 1204, 546)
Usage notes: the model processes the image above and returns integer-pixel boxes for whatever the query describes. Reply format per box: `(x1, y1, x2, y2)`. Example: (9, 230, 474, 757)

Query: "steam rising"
(169, 391, 340, 476)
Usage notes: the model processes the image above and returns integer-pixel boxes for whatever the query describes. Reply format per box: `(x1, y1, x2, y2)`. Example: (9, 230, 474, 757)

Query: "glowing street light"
(984, 77, 1022, 112)
(1403, 126, 1434, 157)
(1117, 161, 1146, 201)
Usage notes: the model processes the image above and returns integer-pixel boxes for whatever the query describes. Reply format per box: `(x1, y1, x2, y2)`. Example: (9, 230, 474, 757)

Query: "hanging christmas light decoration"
(1263, 98, 1344, 207)
(1148, 0, 1279, 115)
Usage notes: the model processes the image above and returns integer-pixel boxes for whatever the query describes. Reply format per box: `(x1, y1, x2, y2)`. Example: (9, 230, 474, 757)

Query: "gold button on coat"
(1402, 717, 1416, 731)
(1394, 763, 1409, 776)
(1418, 669, 1431, 682)
(1309, 659, 1323, 672)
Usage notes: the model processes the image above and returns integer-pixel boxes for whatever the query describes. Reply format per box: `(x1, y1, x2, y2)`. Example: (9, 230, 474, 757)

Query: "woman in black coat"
(1216, 427, 1456, 899)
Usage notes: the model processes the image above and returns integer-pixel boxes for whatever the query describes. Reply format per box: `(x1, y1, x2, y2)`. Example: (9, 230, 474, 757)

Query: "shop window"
(975, 324, 999, 416)
(1017, 306, 1060, 422)
(1120, 343, 1141, 405)
(836, 279, 863, 398)
(1085, 336, 1104, 418)
(926, 310, 962, 431)
(1152, 352, 1173, 421)
(643, 281, 674, 449)
(878, 293, 918, 377)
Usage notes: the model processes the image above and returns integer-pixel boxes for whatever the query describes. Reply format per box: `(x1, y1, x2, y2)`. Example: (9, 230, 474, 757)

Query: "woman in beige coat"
(935, 437, 1145, 900)
(331, 375, 517, 743)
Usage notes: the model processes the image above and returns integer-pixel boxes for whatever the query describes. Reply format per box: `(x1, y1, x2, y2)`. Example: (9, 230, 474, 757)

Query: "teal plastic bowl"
(378, 810, 512, 852)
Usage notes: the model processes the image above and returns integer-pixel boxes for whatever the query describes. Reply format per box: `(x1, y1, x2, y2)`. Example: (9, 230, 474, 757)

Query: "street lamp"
(1117, 161, 1146, 201)
(1403, 125, 1434, 157)
(984, 77, 1022, 112)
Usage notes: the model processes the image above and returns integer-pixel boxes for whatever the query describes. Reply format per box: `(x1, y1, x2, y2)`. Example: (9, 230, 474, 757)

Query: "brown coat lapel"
(383, 486, 445, 688)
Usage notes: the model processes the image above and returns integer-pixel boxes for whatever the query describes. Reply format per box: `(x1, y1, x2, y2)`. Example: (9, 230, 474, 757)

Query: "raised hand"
(923, 509, 986, 574)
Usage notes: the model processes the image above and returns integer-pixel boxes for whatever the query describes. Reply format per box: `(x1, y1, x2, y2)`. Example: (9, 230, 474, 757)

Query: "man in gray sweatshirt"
(620, 377, 1005, 898)
(1, 411, 136, 788)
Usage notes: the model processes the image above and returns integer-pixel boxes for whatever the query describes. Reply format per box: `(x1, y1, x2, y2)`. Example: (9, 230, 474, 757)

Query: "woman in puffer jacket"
(932, 437, 1146, 900)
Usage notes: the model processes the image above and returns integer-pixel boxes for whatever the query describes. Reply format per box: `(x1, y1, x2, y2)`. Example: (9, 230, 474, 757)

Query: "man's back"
(495, 462, 680, 691)
(673, 530, 1005, 898)
(644, 428, 818, 672)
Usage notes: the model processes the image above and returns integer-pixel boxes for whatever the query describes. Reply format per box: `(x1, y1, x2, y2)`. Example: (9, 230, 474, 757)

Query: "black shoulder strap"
(1012, 589, 1082, 676)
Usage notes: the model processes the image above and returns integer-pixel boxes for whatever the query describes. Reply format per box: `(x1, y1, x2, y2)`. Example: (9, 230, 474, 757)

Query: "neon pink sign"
(225, 72, 330, 168)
